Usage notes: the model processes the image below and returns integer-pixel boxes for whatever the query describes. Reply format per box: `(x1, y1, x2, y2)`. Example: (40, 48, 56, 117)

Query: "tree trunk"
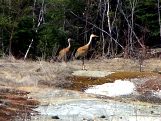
(9, 28, 14, 56)
(107, 0, 113, 56)
(100, 0, 106, 56)
(158, 0, 161, 38)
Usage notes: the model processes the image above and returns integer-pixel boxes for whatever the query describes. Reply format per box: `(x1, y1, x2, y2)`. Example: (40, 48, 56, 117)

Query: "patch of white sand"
(72, 70, 113, 77)
(85, 80, 136, 97)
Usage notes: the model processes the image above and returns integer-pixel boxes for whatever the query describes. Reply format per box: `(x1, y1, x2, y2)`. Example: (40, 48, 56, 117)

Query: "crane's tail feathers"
(74, 52, 79, 59)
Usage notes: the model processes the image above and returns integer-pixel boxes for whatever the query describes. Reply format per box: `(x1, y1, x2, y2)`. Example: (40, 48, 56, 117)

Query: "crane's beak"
(95, 35, 99, 37)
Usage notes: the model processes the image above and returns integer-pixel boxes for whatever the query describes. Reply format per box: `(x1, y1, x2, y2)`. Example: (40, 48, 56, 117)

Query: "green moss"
(66, 71, 158, 91)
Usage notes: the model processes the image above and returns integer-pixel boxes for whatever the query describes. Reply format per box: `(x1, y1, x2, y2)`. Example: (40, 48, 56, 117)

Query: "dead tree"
(119, 0, 145, 58)
(24, 0, 45, 60)
(157, 0, 161, 38)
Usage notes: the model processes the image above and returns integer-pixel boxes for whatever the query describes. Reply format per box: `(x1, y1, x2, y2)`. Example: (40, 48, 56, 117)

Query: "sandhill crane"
(58, 38, 72, 62)
(75, 34, 98, 70)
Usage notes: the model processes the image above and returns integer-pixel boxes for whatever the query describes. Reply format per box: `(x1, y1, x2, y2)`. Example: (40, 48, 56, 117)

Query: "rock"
(100, 115, 106, 118)
(51, 116, 60, 119)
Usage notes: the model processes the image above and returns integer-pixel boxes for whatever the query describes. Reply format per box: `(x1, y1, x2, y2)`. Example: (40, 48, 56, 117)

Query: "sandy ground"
(0, 58, 161, 120)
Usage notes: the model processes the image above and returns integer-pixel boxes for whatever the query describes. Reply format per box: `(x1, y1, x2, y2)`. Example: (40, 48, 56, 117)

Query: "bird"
(75, 34, 98, 70)
(58, 38, 72, 62)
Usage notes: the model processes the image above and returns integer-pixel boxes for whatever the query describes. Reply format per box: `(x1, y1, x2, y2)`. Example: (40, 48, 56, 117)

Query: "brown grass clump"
(66, 71, 158, 91)
(136, 76, 161, 104)
(137, 78, 161, 93)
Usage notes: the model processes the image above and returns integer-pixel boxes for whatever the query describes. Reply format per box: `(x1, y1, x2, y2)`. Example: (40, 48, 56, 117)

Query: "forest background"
(0, 0, 161, 60)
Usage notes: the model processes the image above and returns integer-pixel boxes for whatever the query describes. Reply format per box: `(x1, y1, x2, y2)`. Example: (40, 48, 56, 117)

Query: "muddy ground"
(0, 58, 161, 121)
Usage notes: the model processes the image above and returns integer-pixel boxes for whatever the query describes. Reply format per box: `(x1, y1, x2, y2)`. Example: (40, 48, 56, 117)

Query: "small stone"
(100, 115, 106, 118)
(151, 111, 154, 114)
(51, 116, 60, 119)
(82, 118, 93, 121)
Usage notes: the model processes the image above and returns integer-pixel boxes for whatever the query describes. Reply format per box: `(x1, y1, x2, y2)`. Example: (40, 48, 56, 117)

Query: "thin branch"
(111, 0, 119, 27)
(70, 10, 124, 49)
(119, 6, 144, 48)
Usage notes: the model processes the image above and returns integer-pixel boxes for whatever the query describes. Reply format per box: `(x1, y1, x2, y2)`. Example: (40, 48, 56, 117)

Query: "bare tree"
(158, 0, 161, 38)
(5, 0, 18, 57)
(99, 0, 121, 57)
(106, 0, 114, 56)
(8, 0, 13, 57)
(99, 0, 107, 56)
(24, 0, 45, 60)
(111, 0, 120, 55)
(129, 0, 136, 53)
(119, 0, 144, 57)
(0, 0, 5, 57)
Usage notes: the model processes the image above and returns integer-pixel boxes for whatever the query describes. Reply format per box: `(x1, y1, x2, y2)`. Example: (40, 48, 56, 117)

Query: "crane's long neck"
(87, 36, 93, 46)
(67, 40, 71, 48)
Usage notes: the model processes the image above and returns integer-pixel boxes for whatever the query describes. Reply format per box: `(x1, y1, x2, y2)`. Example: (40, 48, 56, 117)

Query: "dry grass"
(0, 59, 73, 88)
(0, 58, 161, 89)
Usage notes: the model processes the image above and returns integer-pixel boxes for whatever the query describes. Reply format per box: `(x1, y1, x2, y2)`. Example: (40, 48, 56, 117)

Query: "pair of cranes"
(58, 34, 98, 70)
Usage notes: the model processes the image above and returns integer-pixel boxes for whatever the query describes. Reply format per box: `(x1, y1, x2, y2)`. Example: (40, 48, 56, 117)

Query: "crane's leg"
(82, 57, 84, 70)
(64, 54, 67, 63)
(82, 57, 87, 70)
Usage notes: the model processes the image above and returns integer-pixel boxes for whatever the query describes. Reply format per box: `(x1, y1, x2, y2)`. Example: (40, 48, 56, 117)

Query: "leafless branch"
(70, 10, 124, 49)
(119, 3, 144, 48)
